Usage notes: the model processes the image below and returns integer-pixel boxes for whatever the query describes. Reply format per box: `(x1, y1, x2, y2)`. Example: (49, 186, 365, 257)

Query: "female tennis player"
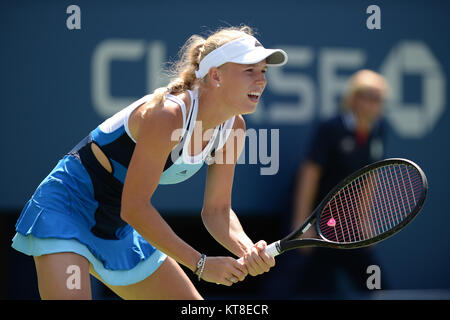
(11, 25, 288, 299)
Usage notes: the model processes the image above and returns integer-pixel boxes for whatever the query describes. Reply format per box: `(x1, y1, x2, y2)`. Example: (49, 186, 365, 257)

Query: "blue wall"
(1, 0, 449, 292)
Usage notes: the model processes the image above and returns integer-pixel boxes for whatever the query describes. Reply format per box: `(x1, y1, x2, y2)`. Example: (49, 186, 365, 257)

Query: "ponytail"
(150, 25, 255, 106)
(151, 35, 205, 105)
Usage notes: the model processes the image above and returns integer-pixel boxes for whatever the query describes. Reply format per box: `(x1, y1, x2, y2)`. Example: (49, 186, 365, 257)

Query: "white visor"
(195, 35, 288, 79)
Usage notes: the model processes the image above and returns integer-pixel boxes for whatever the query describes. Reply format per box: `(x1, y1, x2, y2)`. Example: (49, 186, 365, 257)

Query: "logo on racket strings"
(327, 218, 336, 227)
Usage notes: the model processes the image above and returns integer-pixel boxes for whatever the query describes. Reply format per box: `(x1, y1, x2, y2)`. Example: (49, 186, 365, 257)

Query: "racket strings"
(319, 163, 423, 243)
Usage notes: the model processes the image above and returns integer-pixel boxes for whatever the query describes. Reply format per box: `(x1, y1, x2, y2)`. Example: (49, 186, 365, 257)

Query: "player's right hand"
(201, 256, 248, 286)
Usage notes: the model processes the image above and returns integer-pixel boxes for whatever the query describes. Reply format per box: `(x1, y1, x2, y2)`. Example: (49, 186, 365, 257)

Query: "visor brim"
(229, 47, 288, 66)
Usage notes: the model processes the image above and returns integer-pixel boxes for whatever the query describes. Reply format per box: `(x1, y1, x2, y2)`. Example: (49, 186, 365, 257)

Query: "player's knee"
(39, 286, 91, 300)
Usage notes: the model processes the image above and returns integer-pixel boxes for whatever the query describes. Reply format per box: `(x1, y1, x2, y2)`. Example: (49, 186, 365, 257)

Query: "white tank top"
(93, 88, 235, 185)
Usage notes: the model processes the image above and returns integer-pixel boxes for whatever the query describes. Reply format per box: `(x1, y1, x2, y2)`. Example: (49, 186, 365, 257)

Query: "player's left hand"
(240, 240, 275, 276)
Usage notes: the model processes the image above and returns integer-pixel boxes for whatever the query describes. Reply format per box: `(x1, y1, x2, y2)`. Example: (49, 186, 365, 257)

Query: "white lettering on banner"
(91, 40, 446, 138)
(91, 40, 168, 118)
(266, 46, 315, 123)
(380, 41, 446, 138)
(318, 48, 366, 118)
(147, 41, 168, 93)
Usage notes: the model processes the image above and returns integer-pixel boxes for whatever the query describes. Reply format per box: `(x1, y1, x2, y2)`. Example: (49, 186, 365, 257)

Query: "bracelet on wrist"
(194, 254, 206, 281)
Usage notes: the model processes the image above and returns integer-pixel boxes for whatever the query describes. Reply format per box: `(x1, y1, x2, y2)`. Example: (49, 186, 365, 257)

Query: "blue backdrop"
(1, 0, 449, 292)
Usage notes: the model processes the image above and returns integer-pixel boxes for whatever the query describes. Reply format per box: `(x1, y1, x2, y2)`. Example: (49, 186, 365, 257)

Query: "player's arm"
(121, 99, 203, 272)
(202, 115, 274, 275)
(202, 115, 252, 256)
(122, 97, 246, 285)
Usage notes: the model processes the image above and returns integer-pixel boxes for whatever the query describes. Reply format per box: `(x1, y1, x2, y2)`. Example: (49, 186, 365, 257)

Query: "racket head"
(313, 158, 428, 248)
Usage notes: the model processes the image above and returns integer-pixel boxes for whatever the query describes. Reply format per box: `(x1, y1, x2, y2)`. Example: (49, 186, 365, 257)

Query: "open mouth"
(248, 91, 261, 103)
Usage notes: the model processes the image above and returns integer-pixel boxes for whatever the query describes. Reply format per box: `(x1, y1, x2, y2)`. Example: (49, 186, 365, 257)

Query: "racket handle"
(265, 241, 281, 257)
(236, 241, 281, 264)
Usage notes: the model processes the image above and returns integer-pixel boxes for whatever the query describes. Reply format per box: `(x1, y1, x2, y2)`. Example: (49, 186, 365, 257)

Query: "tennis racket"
(242, 158, 428, 260)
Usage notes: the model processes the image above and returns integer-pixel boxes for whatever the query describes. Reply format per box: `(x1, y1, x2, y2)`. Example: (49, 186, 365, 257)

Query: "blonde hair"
(342, 69, 389, 111)
(151, 25, 255, 105)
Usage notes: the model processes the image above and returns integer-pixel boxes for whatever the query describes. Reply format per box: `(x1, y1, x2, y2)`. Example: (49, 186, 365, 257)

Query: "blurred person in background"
(262, 69, 390, 299)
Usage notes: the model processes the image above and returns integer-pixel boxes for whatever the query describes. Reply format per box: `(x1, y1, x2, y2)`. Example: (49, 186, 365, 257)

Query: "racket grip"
(236, 241, 281, 264)
(265, 241, 281, 257)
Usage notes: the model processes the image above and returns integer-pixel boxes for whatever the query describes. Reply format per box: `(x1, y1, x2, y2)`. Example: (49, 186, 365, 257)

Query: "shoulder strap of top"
(215, 116, 236, 152)
(166, 93, 187, 130)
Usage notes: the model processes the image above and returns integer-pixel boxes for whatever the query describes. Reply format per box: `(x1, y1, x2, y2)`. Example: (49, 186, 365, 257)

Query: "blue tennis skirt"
(11, 155, 167, 286)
